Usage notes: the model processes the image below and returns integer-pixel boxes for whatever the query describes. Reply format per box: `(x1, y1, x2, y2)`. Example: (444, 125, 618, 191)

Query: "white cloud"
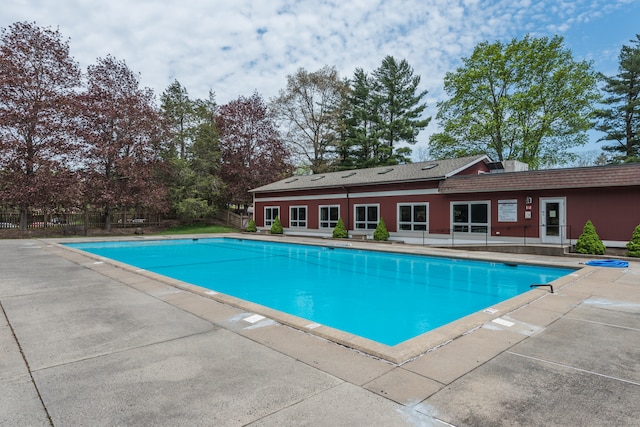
(2, 0, 636, 156)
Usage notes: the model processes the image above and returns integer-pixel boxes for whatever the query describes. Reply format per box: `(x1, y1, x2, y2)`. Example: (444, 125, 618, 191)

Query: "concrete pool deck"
(1, 235, 639, 426)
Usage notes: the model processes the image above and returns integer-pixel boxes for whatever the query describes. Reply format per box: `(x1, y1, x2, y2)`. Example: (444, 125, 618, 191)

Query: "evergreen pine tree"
(340, 57, 430, 168)
(372, 56, 431, 165)
(594, 35, 640, 163)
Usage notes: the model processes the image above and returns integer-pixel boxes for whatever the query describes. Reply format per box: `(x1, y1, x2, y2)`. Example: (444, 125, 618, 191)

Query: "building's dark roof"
(438, 163, 640, 193)
(250, 155, 489, 193)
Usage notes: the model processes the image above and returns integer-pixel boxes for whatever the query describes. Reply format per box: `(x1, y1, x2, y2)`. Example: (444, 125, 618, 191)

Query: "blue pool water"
(66, 238, 572, 346)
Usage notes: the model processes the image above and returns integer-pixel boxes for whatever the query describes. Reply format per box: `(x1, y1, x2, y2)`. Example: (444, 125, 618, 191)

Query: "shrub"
(332, 218, 348, 238)
(246, 218, 257, 232)
(373, 217, 390, 241)
(175, 198, 216, 222)
(270, 216, 283, 234)
(626, 224, 640, 257)
(574, 220, 606, 255)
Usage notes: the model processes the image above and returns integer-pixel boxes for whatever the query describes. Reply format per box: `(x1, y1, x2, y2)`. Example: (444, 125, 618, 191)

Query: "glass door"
(540, 198, 565, 244)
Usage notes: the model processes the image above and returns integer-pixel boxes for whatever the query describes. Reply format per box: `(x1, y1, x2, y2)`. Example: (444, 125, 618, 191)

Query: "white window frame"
(319, 205, 340, 229)
(264, 206, 280, 227)
(451, 201, 490, 233)
(397, 203, 429, 232)
(289, 206, 307, 228)
(354, 204, 379, 230)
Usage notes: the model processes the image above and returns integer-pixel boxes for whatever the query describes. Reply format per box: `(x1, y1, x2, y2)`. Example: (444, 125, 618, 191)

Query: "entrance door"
(540, 198, 566, 244)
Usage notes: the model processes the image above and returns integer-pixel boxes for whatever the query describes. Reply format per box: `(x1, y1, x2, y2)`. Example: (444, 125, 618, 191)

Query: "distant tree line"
(1, 21, 639, 230)
(272, 35, 639, 171)
(0, 22, 292, 230)
(270, 58, 430, 173)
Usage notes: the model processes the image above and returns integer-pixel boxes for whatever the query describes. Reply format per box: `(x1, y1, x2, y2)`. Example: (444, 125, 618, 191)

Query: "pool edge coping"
(45, 233, 592, 364)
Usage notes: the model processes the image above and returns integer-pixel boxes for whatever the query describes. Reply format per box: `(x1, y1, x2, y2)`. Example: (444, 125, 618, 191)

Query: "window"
(398, 203, 428, 231)
(452, 202, 489, 233)
(319, 205, 339, 229)
(264, 206, 279, 227)
(355, 204, 379, 230)
(290, 206, 307, 228)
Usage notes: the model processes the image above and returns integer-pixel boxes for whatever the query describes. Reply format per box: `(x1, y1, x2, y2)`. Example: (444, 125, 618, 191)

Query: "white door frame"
(540, 197, 566, 244)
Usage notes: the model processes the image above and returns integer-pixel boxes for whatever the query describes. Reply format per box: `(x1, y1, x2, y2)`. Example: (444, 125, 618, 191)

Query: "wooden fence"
(216, 210, 251, 229)
(0, 210, 161, 230)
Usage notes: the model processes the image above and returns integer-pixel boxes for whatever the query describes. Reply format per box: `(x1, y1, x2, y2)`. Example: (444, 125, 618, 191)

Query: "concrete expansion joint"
(0, 300, 54, 427)
(565, 315, 640, 333)
(506, 351, 640, 387)
(396, 338, 456, 367)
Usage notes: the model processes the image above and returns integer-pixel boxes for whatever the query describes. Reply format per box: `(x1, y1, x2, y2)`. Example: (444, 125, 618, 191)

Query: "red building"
(250, 155, 640, 248)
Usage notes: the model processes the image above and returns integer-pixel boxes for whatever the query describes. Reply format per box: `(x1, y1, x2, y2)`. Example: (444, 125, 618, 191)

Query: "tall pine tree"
(160, 80, 194, 160)
(594, 35, 640, 163)
(340, 57, 430, 169)
(372, 56, 431, 165)
(339, 68, 382, 169)
(189, 91, 224, 210)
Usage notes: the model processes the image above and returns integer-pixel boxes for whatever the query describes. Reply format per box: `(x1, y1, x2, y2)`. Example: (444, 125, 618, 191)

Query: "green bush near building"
(373, 218, 390, 241)
(626, 224, 640, 257)
(574, 220, 606, 255)
(332, 218, 348, 238)
(270, 216, 283, 234)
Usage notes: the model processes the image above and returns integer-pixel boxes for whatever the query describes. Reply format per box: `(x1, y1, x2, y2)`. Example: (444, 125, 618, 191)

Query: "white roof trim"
(444, 155, 491, 178)
(255, 188, 439, 203)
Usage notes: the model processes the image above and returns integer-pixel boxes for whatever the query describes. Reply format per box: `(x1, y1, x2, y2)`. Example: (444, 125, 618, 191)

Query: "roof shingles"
(251, 156, 640, 195)
(250, 155, 488, 193)
(438, 163, 640, 193)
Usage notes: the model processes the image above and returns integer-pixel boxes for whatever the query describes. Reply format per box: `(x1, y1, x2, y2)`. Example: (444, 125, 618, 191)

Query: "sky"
(3, 0, 639, 160)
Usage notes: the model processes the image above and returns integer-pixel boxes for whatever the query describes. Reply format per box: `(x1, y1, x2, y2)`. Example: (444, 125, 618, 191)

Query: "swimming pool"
(66, 238, 573, 346)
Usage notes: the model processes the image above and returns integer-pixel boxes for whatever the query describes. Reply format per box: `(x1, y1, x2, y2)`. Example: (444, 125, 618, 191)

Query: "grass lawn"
(158, 223, 237, 235)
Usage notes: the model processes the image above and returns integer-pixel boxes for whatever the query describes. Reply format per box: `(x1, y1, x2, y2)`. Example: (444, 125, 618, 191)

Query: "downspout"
(251, 193, 256, 226)
(342, 186, 350, 235)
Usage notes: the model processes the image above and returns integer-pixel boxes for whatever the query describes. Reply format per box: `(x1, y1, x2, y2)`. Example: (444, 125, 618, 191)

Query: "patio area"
(1, 235, 639, 426)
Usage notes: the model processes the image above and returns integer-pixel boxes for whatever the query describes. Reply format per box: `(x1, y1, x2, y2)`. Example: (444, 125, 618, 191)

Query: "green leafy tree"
(594, 35, 640, 163)
(270, 216, 283, 234)
(430, 35, 599, 169)
(626, 224, 640, 257)
(246, 218, 257, 232)
(175, 197, 215, 222)
(332, 217, 348, 238)
(574, 220, 606, 255)
(271, 66, 348, 173)
(373, 218, 390, 241)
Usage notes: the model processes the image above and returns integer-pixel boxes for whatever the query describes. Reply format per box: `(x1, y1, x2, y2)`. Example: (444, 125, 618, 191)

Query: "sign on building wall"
(498, 199, 518, 222)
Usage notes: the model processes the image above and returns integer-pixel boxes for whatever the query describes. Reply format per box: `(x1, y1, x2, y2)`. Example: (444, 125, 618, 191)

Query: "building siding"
(252, 160, 640, 247)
